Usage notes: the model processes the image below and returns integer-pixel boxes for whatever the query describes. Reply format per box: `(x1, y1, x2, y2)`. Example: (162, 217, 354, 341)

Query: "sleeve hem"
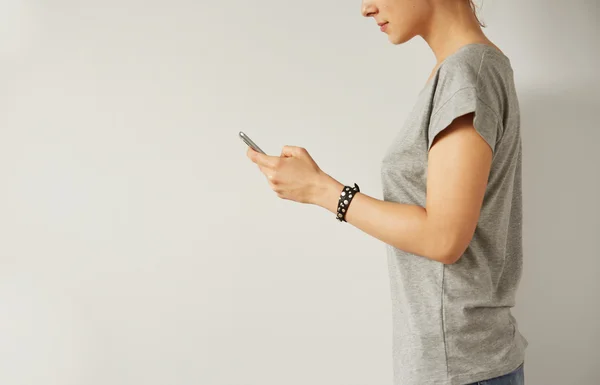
(428, 87, 500, 154)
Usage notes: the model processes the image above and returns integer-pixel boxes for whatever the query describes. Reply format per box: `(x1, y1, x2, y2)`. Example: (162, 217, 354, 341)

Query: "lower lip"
(380, 23, 388, 32)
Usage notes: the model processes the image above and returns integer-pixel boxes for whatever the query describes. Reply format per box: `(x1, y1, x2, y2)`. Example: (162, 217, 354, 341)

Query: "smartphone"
(239, 131, 266, 155)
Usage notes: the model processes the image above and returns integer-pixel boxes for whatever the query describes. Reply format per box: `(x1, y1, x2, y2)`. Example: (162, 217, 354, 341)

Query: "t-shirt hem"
(396, 360, 525, 385)
(447, 360, 525, 385)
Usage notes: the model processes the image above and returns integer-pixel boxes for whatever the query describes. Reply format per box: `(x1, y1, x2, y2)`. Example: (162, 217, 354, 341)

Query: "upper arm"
(423, 54, 507, 264)
(426, 112, 493, 264)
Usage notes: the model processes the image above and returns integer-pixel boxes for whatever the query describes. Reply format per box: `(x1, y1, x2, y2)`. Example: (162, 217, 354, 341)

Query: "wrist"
(312, 172, 344, 212)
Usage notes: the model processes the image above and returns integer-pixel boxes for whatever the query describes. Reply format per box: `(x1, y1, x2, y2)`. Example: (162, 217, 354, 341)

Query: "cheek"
(388, 16, 413, 41)
(389, 2, 428, 41)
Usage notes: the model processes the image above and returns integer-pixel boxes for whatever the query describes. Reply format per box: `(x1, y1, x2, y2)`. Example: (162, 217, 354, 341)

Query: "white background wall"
(1, 1, 598, 384)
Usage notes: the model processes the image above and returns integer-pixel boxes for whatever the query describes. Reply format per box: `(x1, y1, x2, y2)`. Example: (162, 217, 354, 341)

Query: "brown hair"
(469, 0, 486, 28)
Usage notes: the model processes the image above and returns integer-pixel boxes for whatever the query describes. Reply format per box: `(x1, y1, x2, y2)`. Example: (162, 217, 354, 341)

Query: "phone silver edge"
(239, 131, 266, 154)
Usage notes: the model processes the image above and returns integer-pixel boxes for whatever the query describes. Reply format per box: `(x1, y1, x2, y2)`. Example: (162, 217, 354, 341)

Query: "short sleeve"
(427, 86, 500, 153)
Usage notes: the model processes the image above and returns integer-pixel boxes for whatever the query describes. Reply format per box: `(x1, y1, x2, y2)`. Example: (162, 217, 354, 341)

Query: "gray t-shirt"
(380, 43, 528, 385)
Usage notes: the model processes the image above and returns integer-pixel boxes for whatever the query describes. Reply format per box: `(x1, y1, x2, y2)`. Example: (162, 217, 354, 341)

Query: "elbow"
(435, 236, 469, 265)
(426, 218, 472, 264)
(439, 250, 463, 265)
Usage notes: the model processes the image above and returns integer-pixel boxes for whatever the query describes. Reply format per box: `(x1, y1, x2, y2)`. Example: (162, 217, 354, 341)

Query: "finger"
(280, 145, 293, 158)
(252, 151, 280, 168)
(258, 165, 275, 180)
(281, 145, 303, 158)
(247, 147, 260, 163)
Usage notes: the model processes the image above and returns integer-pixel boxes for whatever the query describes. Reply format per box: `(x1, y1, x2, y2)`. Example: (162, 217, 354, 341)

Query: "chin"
(388, 32, 416, 45)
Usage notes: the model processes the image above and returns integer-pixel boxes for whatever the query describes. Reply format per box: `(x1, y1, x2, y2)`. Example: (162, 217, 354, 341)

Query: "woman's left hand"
(246, 145, 326, 205)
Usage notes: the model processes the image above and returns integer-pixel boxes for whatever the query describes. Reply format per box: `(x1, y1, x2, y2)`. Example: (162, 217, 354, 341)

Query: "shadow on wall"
(516, 82, 600, 384)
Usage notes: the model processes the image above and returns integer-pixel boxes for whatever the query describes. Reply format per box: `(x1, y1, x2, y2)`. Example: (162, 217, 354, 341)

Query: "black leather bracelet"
(336, 183, 360, 222)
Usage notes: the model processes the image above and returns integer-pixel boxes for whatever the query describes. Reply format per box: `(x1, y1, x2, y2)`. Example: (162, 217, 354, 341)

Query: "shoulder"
(432, 44, 514, 110)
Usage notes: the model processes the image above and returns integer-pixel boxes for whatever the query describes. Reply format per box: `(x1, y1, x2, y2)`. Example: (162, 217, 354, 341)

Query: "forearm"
(311, 172, 451, 264)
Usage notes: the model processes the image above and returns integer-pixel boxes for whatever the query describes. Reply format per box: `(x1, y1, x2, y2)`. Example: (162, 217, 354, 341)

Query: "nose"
(361, 1, 378, 17)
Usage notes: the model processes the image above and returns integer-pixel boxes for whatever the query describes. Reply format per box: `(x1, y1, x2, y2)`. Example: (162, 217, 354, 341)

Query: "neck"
(421, 1, 491, 65)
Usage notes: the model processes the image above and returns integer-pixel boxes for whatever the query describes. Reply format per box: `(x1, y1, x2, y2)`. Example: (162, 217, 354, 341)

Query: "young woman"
(247, 0, 528, 384)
